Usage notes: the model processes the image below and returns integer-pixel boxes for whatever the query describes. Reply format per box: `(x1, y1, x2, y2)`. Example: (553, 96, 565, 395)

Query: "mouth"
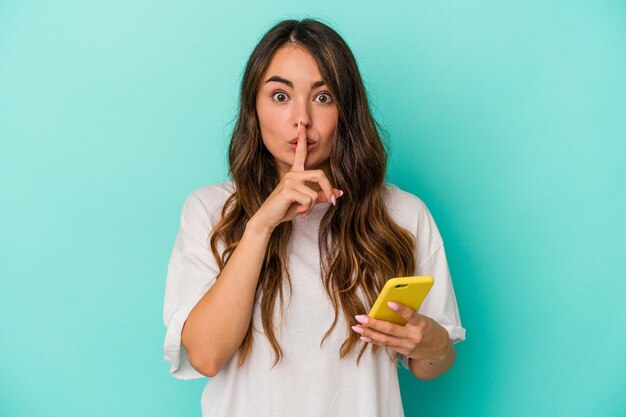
(289, 137, 317, 145)
(289, 138, 317, 150)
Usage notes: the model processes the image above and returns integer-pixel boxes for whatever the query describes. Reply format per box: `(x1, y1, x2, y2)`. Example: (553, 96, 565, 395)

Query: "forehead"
(262, 44, 323, 85)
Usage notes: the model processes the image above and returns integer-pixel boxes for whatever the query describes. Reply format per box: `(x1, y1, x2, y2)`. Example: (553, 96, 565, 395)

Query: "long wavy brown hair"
(209, 18, 416, 368)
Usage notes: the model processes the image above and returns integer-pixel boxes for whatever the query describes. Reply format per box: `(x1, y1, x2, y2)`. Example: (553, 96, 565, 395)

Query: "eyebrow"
(264, 75, 326, 89)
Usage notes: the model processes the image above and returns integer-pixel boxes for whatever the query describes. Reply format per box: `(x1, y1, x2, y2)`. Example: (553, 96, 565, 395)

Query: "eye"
(315, 92, 334, 104)
(271, 91, 289, 103)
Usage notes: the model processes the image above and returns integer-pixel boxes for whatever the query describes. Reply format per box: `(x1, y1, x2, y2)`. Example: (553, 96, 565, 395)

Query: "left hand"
(352, 302, 450, 362)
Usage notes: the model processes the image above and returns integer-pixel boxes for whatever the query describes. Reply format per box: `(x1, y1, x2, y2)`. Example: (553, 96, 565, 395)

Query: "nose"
(293, 100, 311, 130)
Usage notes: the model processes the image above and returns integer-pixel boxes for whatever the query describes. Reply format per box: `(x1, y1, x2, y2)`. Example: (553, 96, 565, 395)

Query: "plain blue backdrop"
(1, 1, 624, 416)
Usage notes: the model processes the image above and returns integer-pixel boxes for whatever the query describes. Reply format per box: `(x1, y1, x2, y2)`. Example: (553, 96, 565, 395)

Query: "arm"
(179, 124, 344, 377)
(181, 218, 271, 377)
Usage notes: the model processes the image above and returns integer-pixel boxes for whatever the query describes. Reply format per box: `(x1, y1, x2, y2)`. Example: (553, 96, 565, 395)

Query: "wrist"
(246, 216, 274, 239)
(410, 322, 450, 364)
(407, 325, 456, 380)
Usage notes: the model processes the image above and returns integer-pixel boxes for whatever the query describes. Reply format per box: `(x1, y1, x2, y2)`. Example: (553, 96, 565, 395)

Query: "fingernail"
(331, 195, 336, 206)
(338, 190, 344, 197)
(351, 325, 365, 334)
(355, 315, 368, 324)
(360, 336, 372, 343)
(387, 301, 399, 311)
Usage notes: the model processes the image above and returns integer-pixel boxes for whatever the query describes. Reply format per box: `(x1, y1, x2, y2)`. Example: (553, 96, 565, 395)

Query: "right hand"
(250, 121, 344, 234)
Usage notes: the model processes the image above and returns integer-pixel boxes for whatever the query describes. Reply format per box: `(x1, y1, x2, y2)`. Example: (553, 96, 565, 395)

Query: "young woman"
(163, 18, 466, 417)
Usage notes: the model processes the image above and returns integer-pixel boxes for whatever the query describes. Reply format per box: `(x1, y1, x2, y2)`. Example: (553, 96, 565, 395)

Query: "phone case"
(368, 276, 434, 325)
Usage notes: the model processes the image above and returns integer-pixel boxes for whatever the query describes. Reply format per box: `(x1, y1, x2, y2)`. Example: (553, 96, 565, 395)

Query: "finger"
(362, 336, 413, 355)
(311, 173, 338, 207)
(294, 188, 344, 218)
(290, 120, 307, 172)
(316, 189, 344, 204)
(289, 169, 343, 206)
(353, 314, 408, 338)
(284, 188, 318, 215)
(292, 183, 319, 218)
(352, 324, 412, 350)
(386, 301, 417, 323)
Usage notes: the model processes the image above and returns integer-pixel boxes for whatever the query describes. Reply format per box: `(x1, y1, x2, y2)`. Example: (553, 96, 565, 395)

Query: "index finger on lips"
(290, 121, 307, 172)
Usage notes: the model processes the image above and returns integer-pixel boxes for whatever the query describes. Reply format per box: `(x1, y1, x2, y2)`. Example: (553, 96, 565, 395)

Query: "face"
(255, 44, 338, 180)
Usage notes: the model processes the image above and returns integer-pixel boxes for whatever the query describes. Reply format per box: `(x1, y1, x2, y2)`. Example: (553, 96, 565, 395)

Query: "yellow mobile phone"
(368, 276, 434, 325)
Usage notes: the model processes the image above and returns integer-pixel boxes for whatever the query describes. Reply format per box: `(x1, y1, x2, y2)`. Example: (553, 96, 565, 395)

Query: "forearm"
(409, 337, 456, 380)
(182, 219, 271, 376)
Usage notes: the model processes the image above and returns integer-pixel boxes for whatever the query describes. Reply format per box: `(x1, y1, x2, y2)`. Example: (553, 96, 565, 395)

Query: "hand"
(351, 302, 450, 363)
(250, 120, 344, 233)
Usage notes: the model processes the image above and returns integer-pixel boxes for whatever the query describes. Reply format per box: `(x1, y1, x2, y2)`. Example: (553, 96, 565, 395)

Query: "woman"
(163, 18, 466, 417)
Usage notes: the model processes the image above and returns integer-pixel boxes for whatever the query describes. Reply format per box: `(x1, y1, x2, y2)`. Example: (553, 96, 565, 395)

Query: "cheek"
(319, 109, 339, 138)
(310, 103, 335, 126)
(258, 105, 286, 139)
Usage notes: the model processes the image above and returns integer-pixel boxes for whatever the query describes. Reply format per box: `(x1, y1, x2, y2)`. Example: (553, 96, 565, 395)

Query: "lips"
(290, 137, 317, 145)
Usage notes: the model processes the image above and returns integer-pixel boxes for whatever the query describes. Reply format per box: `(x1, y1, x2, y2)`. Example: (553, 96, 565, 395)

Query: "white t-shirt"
(163, 181, 466, 417)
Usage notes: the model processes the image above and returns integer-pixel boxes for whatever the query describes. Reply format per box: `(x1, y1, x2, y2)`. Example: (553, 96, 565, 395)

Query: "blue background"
(1, 1, 624, 416)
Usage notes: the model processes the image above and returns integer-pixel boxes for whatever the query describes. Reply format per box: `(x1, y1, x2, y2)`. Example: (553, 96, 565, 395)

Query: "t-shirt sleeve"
(397, 200, 466, 370)
(162, 190, 222, 379)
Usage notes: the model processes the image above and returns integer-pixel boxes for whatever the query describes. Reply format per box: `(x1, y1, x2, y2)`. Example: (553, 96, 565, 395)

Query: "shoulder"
(383, 183, 444, 248)
(181, 181, 235, 225)
(188, 181, 235, 204)
(383, 183, 430, 221)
